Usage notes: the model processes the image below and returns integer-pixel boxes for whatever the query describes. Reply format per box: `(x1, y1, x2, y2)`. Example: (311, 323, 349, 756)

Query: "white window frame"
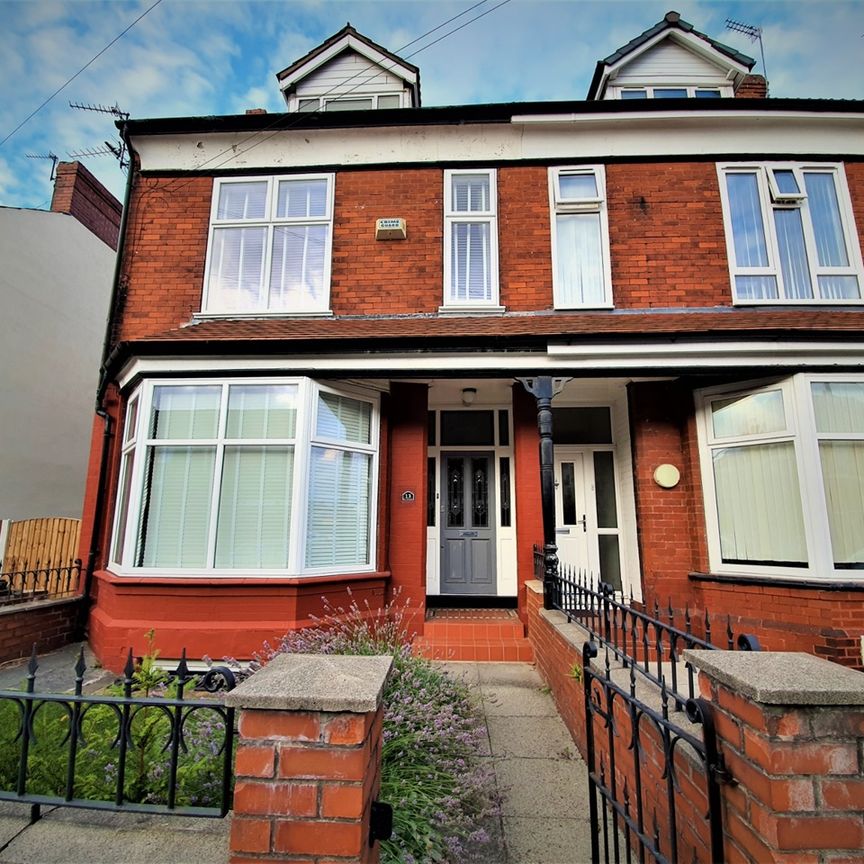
(295, 93, 407, 112)
(548, 165, 613, 309)
(613, 85, 730, 99)
(717, 162, 864, 305)
(696, 373, 864, 582)
(441, 168, 502, 312)
(201, 174, 335, 316)
(109, 377, 379, 578)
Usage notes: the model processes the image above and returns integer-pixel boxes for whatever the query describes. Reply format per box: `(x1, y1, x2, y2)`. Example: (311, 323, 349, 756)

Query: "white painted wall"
(0, 208, 114, 520)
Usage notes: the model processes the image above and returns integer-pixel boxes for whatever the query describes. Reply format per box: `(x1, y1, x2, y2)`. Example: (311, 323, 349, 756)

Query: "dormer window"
(277, 25, 420, 113)
(618, 86, 724, 99)
(297, 94, 405, 112)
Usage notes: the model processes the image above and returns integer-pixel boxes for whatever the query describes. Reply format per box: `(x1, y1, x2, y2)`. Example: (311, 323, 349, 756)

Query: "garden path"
(438, 661, 593, 864)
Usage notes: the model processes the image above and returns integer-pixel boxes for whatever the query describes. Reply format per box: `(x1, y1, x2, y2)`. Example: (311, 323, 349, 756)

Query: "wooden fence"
(1, 518, 82, 591)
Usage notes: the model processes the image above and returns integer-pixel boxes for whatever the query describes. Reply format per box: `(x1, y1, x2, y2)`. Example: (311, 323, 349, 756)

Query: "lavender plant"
(255, 590, 500, 864)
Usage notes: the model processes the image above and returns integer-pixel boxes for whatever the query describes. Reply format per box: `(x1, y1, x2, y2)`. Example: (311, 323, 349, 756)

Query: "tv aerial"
(67, 101, 130, 171)
(25, 151, 59, 180)
(725, 18, 769, 92)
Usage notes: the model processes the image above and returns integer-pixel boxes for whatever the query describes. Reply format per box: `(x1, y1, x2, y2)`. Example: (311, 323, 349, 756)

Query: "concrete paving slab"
(0, 804, 229, 864)
(0, 643, 113, 695)
(481, 684, 560, 717)
(495, 757, 591, 818)
(0, 803, 30, 849)
(503, 816, 594, 864)
(436, 660, 481, 686)
(487, 716, 576, 759)
(477, 662, 543, 687)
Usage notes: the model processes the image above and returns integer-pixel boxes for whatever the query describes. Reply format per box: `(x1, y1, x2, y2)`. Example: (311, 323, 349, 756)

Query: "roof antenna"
(67, 101, 130, 171)
(25, 151, 59, 181)
(725, 17, 768, 94)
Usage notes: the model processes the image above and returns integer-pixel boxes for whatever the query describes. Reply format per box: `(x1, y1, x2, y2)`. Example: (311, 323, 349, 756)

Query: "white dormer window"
(297, 93, 405, 112)
(617, 86, 726, 99)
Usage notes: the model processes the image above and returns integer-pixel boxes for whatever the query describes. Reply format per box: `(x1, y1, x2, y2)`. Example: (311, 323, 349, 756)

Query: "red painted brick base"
(0, 599, 82, 665)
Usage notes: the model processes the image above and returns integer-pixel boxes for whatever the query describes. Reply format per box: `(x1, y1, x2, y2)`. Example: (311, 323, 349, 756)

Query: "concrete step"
(414, 609, 533, 662)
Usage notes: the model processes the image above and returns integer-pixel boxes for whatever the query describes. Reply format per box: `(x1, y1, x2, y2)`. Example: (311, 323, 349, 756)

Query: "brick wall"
(51, 161, 122, 250)
(385, 382, 428, 633)
(528, 581, 864, 863)
(0, 598, 82, 665)
(113, 159, 864, 341)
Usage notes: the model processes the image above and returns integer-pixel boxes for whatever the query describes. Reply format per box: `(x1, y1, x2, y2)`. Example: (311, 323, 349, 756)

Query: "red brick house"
(80, 13, 864, 671)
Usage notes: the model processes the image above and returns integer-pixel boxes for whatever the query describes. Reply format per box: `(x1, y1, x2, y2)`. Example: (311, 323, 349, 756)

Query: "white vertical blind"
(208, 227, 267, 310)
(774, 208, 813, 299)
(305, 448, 371, 567)
(138, 446, 216, 567)
(713, 443, 807, 564)
(726, 172, 769, 268)
(812, 382, 864, 567)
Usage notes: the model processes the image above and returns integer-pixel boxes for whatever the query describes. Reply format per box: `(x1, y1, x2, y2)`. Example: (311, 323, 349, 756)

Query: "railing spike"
(685, 605, 691, 635)
(74, 645, 87, 681)
(176, 647, 190, 683)
(27, 643, 39, 677)
(667, 599, 674, 628)
(704, 608, 712, 644)
(726, 615, 734, 650)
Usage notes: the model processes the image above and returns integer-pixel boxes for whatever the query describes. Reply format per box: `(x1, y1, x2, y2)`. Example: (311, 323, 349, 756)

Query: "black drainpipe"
(75, 126, 136, 639)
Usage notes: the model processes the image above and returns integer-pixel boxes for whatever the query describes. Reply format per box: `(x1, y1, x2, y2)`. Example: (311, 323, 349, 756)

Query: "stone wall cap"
(224, 653, 393, 712)
(683, 650, 864, 706)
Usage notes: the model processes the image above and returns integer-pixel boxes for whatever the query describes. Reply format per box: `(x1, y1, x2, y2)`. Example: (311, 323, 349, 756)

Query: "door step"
(413, 608, 534, 662)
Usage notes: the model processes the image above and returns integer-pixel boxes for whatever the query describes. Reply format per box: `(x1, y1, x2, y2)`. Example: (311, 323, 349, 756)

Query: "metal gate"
(582, 641, 728, 864)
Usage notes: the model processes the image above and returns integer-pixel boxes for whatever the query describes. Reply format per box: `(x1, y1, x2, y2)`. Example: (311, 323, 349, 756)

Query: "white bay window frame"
(549, 165, 613, 309)
(442, 168, 501, 312)
(718, 162, 864, 305)
(201, 174, 335, 316)
(110, 377, 379, 577)
(696, 373, 864, 581)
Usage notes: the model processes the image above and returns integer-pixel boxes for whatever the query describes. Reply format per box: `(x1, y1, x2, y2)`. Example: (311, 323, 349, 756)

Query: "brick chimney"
(50, 161, 122, 251)
(735, 74, 768, 99)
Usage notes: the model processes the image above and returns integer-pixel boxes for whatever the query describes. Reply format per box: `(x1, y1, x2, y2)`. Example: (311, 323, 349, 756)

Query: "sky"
(0, 0, 862, 209)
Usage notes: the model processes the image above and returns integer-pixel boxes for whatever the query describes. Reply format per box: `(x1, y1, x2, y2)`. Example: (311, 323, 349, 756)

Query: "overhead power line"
(0, 0, 163, 147)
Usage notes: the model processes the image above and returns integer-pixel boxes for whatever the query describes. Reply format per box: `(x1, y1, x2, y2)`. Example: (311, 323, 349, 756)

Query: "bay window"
(697, 375, 864, 579)
(549, 166, 612, 308)
(718, 163, 863, 303)
(111, 378, 378, 575)
(443, 169, 500, 309)
(202, 174, 334, 315)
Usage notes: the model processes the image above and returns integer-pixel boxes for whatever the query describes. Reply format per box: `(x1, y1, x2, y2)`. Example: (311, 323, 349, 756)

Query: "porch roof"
(132, 307, 864, 347)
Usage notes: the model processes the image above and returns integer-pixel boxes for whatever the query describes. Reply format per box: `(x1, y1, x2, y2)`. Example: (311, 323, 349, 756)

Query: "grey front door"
(441, 452, 496, 594)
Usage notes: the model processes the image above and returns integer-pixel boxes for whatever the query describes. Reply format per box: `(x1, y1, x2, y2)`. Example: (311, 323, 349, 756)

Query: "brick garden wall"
(527, 581, 864, 863)
(0, 598, 82, 665)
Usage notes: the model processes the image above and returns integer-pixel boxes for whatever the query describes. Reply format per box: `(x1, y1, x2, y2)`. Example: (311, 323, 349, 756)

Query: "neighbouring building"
(0, 162, 120, 558)
(79, 12, 864, 671)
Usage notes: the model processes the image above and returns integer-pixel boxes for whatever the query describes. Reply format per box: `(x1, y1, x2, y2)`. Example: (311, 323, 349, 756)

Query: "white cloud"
(0, 0, 862, 208)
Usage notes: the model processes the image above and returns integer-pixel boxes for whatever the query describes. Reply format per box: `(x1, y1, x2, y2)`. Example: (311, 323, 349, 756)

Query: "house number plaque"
(401, 490, 416, 503)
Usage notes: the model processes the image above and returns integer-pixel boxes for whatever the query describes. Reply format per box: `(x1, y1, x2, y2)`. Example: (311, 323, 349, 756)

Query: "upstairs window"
(297, 94, 403, 111)
(549, 166, 612, 308)
(443, 169, 500, 309)
(718, 163, 863, 303)
(618, 86, 724, 99)
(203, 174, 334, 315)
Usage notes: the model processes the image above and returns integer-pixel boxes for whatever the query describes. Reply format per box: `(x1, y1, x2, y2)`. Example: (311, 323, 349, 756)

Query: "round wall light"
(653, 464, 681, 489)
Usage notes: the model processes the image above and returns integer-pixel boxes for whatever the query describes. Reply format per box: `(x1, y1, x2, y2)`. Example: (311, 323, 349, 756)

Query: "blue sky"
(0, 0, 862, 209)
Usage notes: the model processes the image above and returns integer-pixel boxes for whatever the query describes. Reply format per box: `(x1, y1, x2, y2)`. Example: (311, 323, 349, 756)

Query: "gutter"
(76, 125, 136, 640)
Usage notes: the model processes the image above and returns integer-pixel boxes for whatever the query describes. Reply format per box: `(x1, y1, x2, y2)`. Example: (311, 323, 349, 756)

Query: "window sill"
(437, 305, 506, 316)
(193, 310, 335, 320)
(689, 571, 864, 591)
(553, 303, 615, 311)
(97, 569, 389, 587)
(730, 299, 864, 307)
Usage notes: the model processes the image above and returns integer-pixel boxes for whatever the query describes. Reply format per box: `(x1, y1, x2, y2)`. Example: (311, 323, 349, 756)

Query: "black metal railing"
(0, 646, 237, 823)
(583, 641, 729, 864)
(0, 560, 82, 607)
(537, 548, 759, 709)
